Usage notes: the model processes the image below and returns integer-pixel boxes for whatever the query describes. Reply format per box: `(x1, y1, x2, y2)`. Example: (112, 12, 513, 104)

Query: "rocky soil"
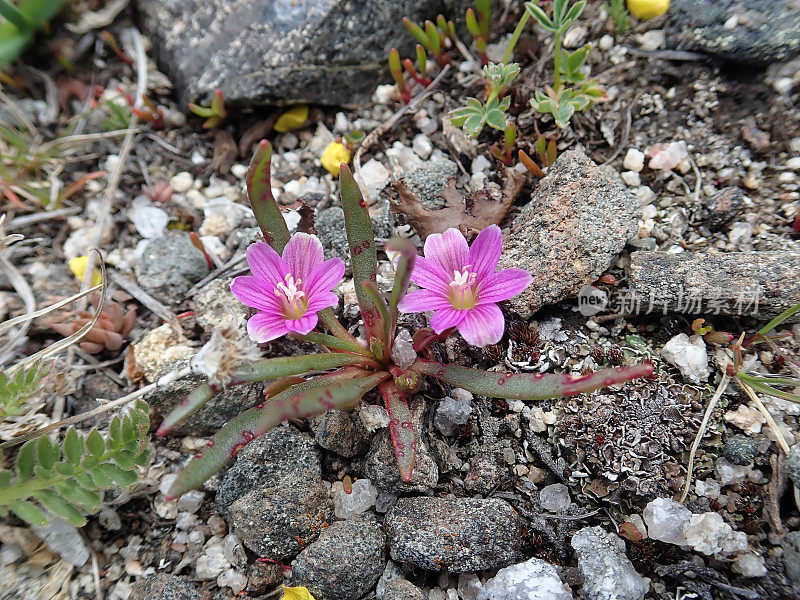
(3, 1, 800, 600)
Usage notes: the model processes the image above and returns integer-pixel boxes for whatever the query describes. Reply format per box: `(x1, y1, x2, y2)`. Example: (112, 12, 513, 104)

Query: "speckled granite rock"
(384, 579, 426, 600)
(136, 0, 471, 106)
(227, 469, 334, 559)
(134, 233, 208, 304)
(629, 252, 800, 321)
(498, 150, 639, 319)
(313, 409, 371, 457)
(194, 278, 247, 335)
(216, 425, 321, 514)
(666, 0, 800, 65)
(130, 573, 201, 600)
(146, 357, 263, 436)
(571, 526, 649, 600)
(291, 514, 386, 600)
(386, 497, 526, 572)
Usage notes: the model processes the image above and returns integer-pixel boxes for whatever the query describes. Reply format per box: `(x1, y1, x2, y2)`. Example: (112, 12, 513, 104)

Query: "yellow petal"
(281, 585, 317, 600)
(68, 256, 102, 286)
(320, 142, 351, 177)
(627, 0, 669, 20)
(274, 105, 309, 132)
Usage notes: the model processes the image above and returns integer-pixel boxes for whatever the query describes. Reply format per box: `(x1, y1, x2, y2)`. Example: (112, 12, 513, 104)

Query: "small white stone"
(130, 201, 168, 239)
(643, 498, 691, 546)
(159, 473, 178, 495)
(682, 512, 749, 556)
(434, 396, 472, 436)
(222, 534, 247, 568)
(774, 77, 794, 95)
(729, 221, 754, 244)
(171, 172, 194, 193)
(599, 34, 615, 51)
(634, 186, 657, 205)
(623, 148, 645, 172)
(412, 134, 433, 159)
(636, 29, 664, 52)
(34, 518, 90, 566)
(647, 141, 689, 171)
(334, 112, 350, 133)
(196, 543, 230, 579)
(103, 154, 120, 173)
(732, 554, 767, 577)
(373, 84, 396, 104)
(390, 328, 417, 370)
(478, 557, 572, 600)
(724, 404, 765, 435)
(785, 156, 800, 170)
(470, 172, 488, 190)
(539, 483, 571, 512)
(217, 569, 248, 593)
(661, 333, 709, 382)
(359, 404, 390, 431)
(621, 171, 641, 187)
(715, 457, 754, 487)
(333, 478, 379, 519)
(458, 574, 482, 600)
(230, 163, 248, 179)
(471, 155, 492, 175)
(641, 204, 658, 220)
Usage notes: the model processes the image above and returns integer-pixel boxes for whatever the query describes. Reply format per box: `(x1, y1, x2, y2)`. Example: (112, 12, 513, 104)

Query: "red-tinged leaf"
(386, 237, 416, 341)
(410, 359, 653, 400)
(246, 140, 290, 251)
(59, 171, 107, 202)
(379, 381, 415, 481)
(339, 165, 384, 344)
(254, 370, 390, 436)
(157, 383, 217, 436)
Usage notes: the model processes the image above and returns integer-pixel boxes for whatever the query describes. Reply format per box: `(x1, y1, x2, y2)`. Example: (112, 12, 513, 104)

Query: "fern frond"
(0, 400, 150, 526)
(0, 362, 48, 420)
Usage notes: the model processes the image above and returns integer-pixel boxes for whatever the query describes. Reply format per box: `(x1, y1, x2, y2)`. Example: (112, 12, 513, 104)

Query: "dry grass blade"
(737, 379, 790, 454)
(8, 251, 108, 376)
(680, 373, 730, 503)
(0, 283, 102, 336)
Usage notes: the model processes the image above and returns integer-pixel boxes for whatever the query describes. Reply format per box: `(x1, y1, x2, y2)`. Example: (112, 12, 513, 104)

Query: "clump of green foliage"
(0, 400, 150, 527)
(0, 362, 48, 420)
(188, 89, 227, 129)
(604, 0, 629, 33)
(0, 0, 66, 69)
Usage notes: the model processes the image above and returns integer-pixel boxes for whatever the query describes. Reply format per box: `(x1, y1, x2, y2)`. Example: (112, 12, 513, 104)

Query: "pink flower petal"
(457, 304, 504, 347)
(231, 276, 282, 311)
(477, 268, 532, 304)
(424, 228, 468, 275)
(282, 233, 324, 281)
(410, 256, 451, 295)
(286, 312, 318, 335)
(430, 307, 467, 333)
(398, 289, 452, 313)
(247, 311, 290, 343)
(307, 291, 340, 313)
(467, 225, 502, 278)
(305, 258, 346, 298)
(246, 242, 288, 285)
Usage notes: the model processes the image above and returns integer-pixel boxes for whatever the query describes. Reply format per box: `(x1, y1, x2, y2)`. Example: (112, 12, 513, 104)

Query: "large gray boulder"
(136, 0, 470, 106)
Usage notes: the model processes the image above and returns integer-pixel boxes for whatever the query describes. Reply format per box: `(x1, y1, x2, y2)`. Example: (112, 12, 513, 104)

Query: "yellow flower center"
(448, 266, 478, 310)
(275, 274, 308, 319)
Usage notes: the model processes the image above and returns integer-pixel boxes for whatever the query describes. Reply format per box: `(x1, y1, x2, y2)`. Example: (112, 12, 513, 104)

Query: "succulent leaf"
(379, 381, 415, 481)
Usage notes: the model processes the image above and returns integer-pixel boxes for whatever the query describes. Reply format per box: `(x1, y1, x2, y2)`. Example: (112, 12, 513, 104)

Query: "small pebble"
(623, 148, 645, 172)
(171, 172, 194, 193)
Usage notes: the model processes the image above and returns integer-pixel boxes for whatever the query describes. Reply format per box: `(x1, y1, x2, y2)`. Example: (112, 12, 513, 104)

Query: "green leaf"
(566, 45, 589, 72)
(379, 381, 415, 482)
(157, 383, 216, 436)
(16, 440, 35, 481)
(109, 416, 123, 447)
(465, 8, 481, 37)
(97, 464, 137, 488)
(464, 112, 486, 137)
(338, 165, 384, 344)
(554, 101, 575, 128)
(36, 437, 58, 470)
(386, 237, 417, 340)
(403, 17, 430, 49)
(246, 140, 291, 252)
(56, 481, 101, 512)
(563, 1, 587, 28)
(33, 491, 86, 527)
(525, 2, 555, 30)
(485, 108, 507, 131)
(410, 359, 653, 400)
(86, 430, 105, 457)
(9, 500, 47, 526)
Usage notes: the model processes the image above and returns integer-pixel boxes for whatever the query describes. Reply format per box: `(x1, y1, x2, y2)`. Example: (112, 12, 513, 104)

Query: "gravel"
(130, 573, 202, 600)
(134, 233, 209, 304)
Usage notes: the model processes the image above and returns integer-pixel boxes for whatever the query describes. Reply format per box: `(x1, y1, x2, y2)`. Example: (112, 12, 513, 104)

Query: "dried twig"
(108, 270, 184, 337)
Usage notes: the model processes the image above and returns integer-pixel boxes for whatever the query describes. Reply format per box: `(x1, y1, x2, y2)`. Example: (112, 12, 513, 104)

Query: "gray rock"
(216, 425, 321, 514)
(146, 357, 263, 436)
(137, 0, 471, 106)
(787, 445, 800, 487)
(571, 526, 649, 600)
(291, 514, 387, 600)
(395, 159, 459, 210)
(629, 252, 800, 321)
(316, 203, 393, 266)
(384, 579, 426, 600)
(723, 434, 759, 466)
(246, 560, 284, 595)
(464, 454, 501, 495)
(702, 187, 747, 231)
(228, 469, 334, 559)
(386, 497, 526, 572)
(135, 233, 209, 304)
(130, 573, 202, 600)
(783, 531, 800, 591)
(194, 277, 248, 335)
(627, 236, 657, 251)
(313, 409, 370, 458)
(498, 150, 639, 319)
(357, 397, 438, 494)
(666, 0, 800, 65)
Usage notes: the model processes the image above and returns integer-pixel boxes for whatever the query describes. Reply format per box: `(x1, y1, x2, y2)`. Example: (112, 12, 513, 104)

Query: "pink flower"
(398, 225, 532, 347)
(231, 233, 345, 343)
